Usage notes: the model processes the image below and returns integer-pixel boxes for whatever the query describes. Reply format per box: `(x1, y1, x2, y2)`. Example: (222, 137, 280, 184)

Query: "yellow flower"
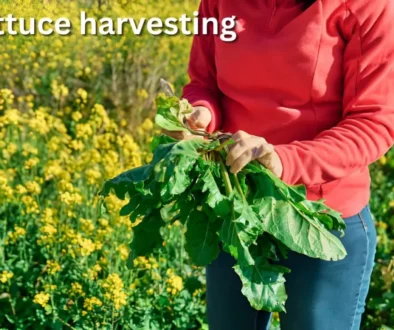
(77, 237, 96, 257)
(51, 80, 69, 100)
(76, 123, 93, 140)
(28, 109, 50, 135)
(91, 104, 110, 127)
(77, 88, 88, 103)
(136, 88, 149, 100)
(0, 270, 13, 283)
(59, 192, 83, 206)
(6, 142, 18, 155)
(80, 218, 95, 233)
(133, 256, 150, 268)
(70, 282, 85, 297)
(69, 139, 85, 151)
(21, 195, 39, 214)
(0, 89, 14, 107)
(24, 157, 40, 170)
(46, 260, 61, 275)
(166, 273, 183, 295)
(57, 179, 74, 193)
(42, 208, 57, 224)
(379, 156, 387, 166)
(0, 109, 20, 125)
(98, 218, 109, 227)
(83, 296, 102, 311)
(44, 160, 64, 180)
(85, 168, 101, 185)
(116, 244, 129, 261)
(120, 119, 127, 127)
(148, 257, 159, 269)
(72, 111, 83, 122)
(38, 224, 57, 245)
(87, 149, 102, 163)
(43, 284, 57, 292)
(16, 184, 27, 195)
(141, 118, 153, 131)
(101, 273, 127, 310)
(25, 181, 41, 195)
(33, 292, 50, 308)
(6, 226, 26, 244)
(193, 288, 203, 297)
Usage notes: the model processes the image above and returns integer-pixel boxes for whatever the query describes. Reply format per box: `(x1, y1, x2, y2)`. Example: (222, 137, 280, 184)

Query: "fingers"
(226, 135, 263, 166)
(232, 130, 250, 142)
(229, 153, 253, 174)
(186, 106, 212, 130)
(258, 152, 283, 178)
(226, 138, 250, 166)
(226, 130, 273, 174)
(251, 143, 274, 159)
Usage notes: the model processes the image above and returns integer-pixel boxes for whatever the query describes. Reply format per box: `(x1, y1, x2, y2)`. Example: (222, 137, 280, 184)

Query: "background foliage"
(0, 0, 392, 329)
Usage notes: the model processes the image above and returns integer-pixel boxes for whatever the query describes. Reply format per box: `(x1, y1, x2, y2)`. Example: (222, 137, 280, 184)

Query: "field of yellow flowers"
(0, 1, 393, 329)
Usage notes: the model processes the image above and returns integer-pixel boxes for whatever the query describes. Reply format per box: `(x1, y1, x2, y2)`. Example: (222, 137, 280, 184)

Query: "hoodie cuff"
(274, 144, 295, 185)
(189, 98, 222, 134)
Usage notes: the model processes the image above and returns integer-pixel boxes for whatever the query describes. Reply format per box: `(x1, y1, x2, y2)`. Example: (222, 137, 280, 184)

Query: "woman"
(171, 0, 394, 329)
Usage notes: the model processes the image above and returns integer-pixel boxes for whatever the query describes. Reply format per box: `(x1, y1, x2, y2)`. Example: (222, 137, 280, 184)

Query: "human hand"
(226, 130, 283, 177)
(162, 106, 212, 140)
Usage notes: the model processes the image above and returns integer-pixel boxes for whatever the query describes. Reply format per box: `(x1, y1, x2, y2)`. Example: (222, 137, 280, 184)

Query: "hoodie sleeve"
(275, 0, 394, 186)
(181, 0, 223, 133)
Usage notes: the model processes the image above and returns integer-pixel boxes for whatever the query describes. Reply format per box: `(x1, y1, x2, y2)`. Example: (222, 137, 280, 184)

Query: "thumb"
(186, 107, 211, 130)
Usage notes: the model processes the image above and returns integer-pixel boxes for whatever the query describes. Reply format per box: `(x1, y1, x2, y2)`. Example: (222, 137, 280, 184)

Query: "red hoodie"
(182, 0, 394, 218)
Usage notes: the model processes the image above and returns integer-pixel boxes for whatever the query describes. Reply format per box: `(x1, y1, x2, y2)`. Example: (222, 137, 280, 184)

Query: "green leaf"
(167, 193, 194, 225)
(234, 256, 289, 312)
(160, 202, 179, 222)
(298, 200, 346, 233)
(233, 198, 264, 246)
(185, 210, 220, 266)
(155, 95, 187, 131)
(167, 155, 197, 195)
(220, 216, 254, 266)
(253, 197, 347, 261)
(245, 162, 305, 203)
(130, 209, 165, 257)
(288, 184, 307, 202)
(251, 234, 287, 262)
(200, 166, 226, 210)
(170, 139, 210, 159)
(151, 143, 176, 167)
(150, 134, 177, 152)
(219, 198, 260, 266)
(100, 165, 152, 199)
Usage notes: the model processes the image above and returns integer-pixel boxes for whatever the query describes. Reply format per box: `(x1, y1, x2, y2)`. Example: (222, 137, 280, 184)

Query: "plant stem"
(8, 293, 15, 316)
(232, 174, 246, 202)
(216, 152, 233, 196)
(213, 139, 232, 152)
(54, 316, 77, 330)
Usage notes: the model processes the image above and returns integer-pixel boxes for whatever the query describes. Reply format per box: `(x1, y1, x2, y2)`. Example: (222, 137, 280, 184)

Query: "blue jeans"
(206, 205, 377, 330)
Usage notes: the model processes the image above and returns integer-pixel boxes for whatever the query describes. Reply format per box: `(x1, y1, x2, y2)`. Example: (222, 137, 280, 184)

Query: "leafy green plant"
(100, 91, 348, 313)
